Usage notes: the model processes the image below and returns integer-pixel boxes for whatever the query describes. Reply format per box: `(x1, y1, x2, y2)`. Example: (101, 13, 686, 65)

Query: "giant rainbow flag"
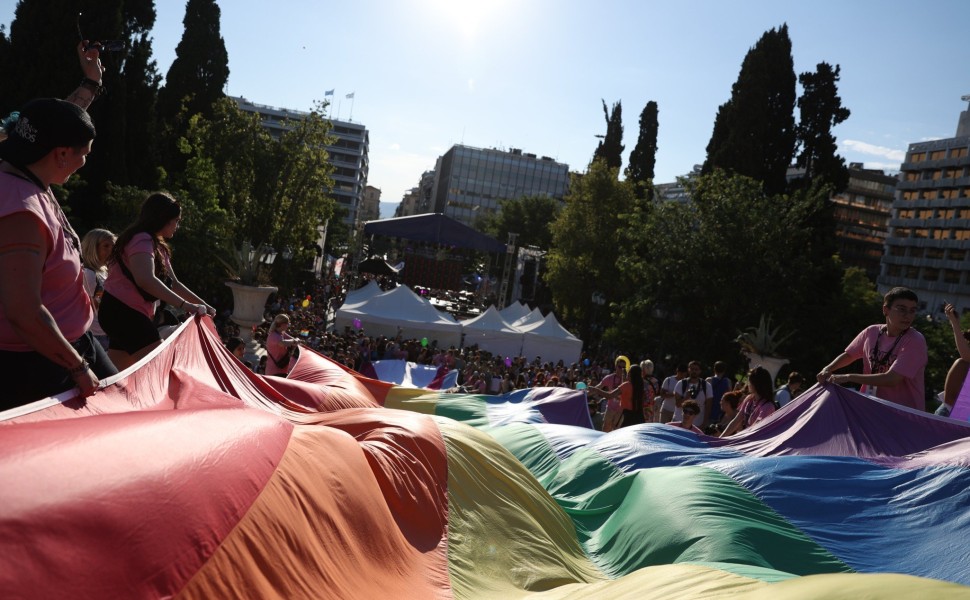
(2, 317, 969, 599)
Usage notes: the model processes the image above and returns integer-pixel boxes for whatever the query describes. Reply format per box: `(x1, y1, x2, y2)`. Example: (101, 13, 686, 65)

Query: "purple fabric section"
(485, 387, 593, 429)
(708, 383, 970, 459)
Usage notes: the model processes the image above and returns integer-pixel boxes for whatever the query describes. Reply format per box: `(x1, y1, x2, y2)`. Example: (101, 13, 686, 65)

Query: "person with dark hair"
(596, 363, 647, 430)
(817, 286, 928, 410)
(667, 399, 703, 434)
(775, 371, 805, 407)
(659, 364, 687, 424)
(720, 366, 776, 437)
(99, 192, 215, 371)
(0, 43, 118, 408)
(936, 301, 970, 417)
(706, 389, 743, 435)
(706, 360, 734, 425)
(674, 360, 714, 428)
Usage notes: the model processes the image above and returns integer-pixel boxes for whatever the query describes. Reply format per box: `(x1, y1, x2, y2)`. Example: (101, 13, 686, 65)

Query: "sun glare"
(424, 0, 509, 41)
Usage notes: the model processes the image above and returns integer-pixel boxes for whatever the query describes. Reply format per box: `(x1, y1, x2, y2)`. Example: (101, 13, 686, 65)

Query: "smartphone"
(85, 40, 125, 52)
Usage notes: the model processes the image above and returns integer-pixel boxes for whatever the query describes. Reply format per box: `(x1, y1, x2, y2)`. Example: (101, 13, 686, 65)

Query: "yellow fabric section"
(437, 417, 606, 598)
(384, 387, 441, 415)
(526, 566, 970, 599)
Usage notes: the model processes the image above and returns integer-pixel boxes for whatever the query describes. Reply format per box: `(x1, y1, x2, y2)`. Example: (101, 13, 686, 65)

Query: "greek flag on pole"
(346, 92, 355, 99)
(325, 89, 334, 96)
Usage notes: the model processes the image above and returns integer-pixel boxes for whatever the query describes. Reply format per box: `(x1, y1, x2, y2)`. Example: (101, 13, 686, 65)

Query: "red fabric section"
(0, 407, 293, 598)
(0, 317, 453, 598)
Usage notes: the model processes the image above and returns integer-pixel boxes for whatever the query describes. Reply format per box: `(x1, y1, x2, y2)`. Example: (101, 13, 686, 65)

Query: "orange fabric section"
(177, 416, 451, 599)
(0, 407, 293, 598)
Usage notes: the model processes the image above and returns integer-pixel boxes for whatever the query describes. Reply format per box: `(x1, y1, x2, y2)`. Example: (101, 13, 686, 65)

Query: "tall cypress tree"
(0, 1, 159, 228)
(157, 0, 229, 122)
(702, 24, 796, 195)
(592, 99, 624, 172)
(625, 100, 659, 198)
(795, 62, 850, 192)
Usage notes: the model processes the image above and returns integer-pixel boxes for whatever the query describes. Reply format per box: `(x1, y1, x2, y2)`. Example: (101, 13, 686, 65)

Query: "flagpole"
(349, 93, 356, 121)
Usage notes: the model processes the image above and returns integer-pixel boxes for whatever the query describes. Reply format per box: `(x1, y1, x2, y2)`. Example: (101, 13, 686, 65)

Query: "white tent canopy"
(335, 285, 462, 347)
(341, 280, 384, 309)
(510, 307, 544, 329)
(460, 306, 524, 358)
(518, 312, 583, 366)
(498, 301, 529, 324)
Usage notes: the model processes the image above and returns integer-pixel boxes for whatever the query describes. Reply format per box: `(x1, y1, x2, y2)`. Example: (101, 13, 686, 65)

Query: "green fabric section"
(486, 423, 567, 489)
(547, 455, 852, 578)
(436, 417, 606, 598)
(432, 393, 491, 427)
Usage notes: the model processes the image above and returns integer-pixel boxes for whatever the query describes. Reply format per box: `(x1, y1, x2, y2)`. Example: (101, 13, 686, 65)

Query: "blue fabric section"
(535, 422, 970, 585)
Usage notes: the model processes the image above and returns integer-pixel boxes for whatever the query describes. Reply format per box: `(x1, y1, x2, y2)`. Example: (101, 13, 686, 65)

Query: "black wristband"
(79, 77, 104, 97)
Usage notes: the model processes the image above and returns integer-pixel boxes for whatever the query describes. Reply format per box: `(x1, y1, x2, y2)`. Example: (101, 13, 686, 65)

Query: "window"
(944, 270, 962, 284)
(888, 265, 903, 277)
(951, 147, 968, 159)
(942, 209, 956, 219)
(894, 228, 912, 238)
(923, 268, 940, 282)
(910, 152, 926, 162)
(926, 248, 944, 260)
(930, 150, 947, 160)
(905, 266, 920, 279)
(889, 246, 907, 257)
(918, 209, 935, 219)
(950, 249, 966, 261)
(897, 209, 915, 219)
(932, 229, 950, 240)
(955, 230, 970, 241)
(913, 228, 929, 238)
(906, 172, 920, 182)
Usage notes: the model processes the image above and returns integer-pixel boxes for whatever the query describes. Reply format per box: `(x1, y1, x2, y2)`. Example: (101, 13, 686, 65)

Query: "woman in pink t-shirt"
(265, 314, 300, 377)
(100, 193, 214, 370)
(720, 366, 777, 437)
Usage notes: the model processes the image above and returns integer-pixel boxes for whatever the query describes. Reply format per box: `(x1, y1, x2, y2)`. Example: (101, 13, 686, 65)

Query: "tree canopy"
(703, 24, 796, 196)
(795, 62, 851, 192)
(546, 159, 636, 337)
(479, 195, 562, 252)
(592, 100, 624, 172)
(625, 100, 659, 199)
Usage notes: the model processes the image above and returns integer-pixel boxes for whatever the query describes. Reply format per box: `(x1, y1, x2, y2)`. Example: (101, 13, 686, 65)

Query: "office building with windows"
(877, 98, 970, 314)
(233, 97, 370, 229)
(830, 164, 898, 281)
(430, 145, 569, 228)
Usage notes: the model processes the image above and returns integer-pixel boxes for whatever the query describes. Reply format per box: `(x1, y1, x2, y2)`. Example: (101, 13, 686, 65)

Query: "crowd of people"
(1, 42, 967, 426)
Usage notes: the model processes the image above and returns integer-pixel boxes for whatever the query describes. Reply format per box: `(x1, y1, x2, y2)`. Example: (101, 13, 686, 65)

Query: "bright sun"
(424, 0, 509, 41)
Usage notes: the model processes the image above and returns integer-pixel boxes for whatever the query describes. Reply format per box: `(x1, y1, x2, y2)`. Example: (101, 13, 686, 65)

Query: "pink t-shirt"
(265, 330, 295, 376)
(103, 233, 169, 320)
(737, 394, 776, 429)
(845, 324, 927, 410)
(0, 171, 93, 350)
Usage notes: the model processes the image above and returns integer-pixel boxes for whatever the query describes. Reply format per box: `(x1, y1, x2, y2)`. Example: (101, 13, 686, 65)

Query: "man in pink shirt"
(817, 287, 927, 411)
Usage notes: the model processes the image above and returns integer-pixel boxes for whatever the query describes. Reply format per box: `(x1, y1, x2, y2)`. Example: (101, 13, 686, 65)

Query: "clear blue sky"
(4, 0, 969, 218)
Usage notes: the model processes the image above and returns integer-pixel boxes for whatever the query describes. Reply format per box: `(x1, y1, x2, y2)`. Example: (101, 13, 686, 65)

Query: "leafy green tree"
(172, 98, 336, 294)
(795, 62, 851, 192)
(611, 170, 844, 370)
(479, 195, 561, 251)
(157, 0, 229, 176)
(625, 100, 659, 199)
(546, 159, 636, 338)
(592, 100, 624, 172)
(157, 0, 229, 121)
(703, 24, 796, 195)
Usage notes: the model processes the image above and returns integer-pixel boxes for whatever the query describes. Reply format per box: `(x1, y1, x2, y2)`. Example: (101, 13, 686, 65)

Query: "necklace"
(868, 326, 908, 374)
(0, 161, 81, 255)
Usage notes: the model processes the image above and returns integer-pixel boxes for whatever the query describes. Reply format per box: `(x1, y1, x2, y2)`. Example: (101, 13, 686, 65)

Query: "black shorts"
(99, 291, 160, 354)
(0, 331, 118, 410)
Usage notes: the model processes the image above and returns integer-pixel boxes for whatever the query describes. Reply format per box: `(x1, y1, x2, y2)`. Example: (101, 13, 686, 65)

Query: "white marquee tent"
(518, 312, 583, 366)
(459, 306, 525, 358)
(498, 301, 530, 324)
(335, 285, 462, 347)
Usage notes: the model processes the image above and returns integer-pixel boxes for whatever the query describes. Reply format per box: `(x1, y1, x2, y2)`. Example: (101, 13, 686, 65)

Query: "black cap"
(0, 98, 96, 167)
